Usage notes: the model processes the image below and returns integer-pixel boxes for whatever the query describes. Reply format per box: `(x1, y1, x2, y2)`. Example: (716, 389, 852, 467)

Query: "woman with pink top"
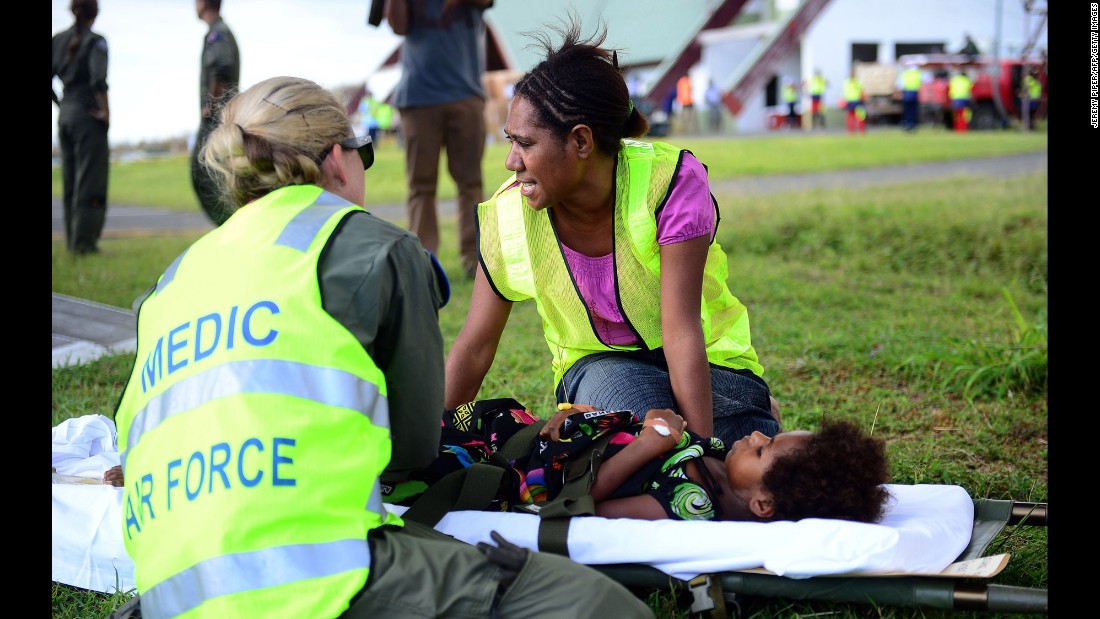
(444, 14, 779, 448)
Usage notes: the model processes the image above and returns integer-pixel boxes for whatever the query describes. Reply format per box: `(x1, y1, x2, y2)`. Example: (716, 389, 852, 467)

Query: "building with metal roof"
(359, 0, 1047, 135)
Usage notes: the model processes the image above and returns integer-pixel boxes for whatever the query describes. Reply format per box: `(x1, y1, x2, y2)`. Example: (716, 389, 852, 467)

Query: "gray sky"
(52, 0, 402, 147)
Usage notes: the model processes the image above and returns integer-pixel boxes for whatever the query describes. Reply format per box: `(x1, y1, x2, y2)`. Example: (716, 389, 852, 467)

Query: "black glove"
(476, 530, 528, 588)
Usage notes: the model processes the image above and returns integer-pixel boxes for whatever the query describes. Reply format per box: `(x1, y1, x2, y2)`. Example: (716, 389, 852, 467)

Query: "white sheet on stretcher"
(52, 416, 974, 594)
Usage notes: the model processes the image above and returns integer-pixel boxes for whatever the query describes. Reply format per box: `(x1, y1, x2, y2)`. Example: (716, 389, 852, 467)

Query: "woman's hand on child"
(540, 402, 600, 442)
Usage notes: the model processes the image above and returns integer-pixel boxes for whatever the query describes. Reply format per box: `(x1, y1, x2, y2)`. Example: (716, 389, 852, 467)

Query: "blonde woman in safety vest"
(112, 75, 653, 619)
(444, 17, 781, 449)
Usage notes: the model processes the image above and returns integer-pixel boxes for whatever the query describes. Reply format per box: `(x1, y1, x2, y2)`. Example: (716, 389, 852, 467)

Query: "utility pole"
(992, 0, 1006, 128)
(1018, 0, 1049, 130)
(1021, 0, 1031, 130)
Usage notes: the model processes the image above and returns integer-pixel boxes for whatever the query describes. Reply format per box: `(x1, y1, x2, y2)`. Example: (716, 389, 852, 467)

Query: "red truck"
(896, 53, 1047, 130)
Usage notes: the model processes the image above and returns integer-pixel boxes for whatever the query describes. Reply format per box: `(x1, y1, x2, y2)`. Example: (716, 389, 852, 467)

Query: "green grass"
(52, 129, 1048, 619)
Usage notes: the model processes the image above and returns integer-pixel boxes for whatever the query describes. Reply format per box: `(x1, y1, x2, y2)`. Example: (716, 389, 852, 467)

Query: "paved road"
(52, 150, 1047, 368)
(51, 150, 1047, 239)
(708, 150, 1047, 196)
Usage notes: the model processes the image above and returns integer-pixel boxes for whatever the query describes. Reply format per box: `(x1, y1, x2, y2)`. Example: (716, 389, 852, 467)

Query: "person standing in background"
(842, 69, 866, 134)
(386, 0, 491, 279)
(949, 69, 972, 132)
(959, 33, 981, 62)
(704, 79, 722, 133)
(781, 77, 799, 129)
(1020, 69, 1042, 130)
(191, 0, 240, 226)
(676, 74, 695, 134)
(805, 68, 827, 130)
(52, 0, 110, 256)
(898, 62, 923, 132)
(356, 90, 382, 145)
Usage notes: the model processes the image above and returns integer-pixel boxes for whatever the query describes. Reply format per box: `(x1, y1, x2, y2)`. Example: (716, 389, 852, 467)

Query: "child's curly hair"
(764, 419, 890, 523)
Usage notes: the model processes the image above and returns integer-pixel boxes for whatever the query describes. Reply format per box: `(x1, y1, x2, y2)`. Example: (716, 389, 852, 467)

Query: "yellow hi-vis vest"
(782, 83, 797, 103)
(114, 185, 397, 619)
(950, 74, 972, 100)
(477, 139, 762, 392)
(902, 68, 922, 92)
(809, 75, 826, 96)
(1024, 74, 1041, 99)
(843, 78, 863, 103)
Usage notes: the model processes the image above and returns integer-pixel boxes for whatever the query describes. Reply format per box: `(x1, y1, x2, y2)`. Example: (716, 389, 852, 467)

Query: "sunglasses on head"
(324, 135, 374, 169)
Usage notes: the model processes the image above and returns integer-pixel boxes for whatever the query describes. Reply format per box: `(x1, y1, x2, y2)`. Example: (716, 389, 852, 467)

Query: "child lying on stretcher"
(102, 403, 890, 525)
(524, 405, 890, 523)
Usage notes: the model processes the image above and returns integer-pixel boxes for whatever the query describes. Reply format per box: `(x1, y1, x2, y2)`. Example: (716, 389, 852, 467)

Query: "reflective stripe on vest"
(121, 358, 388, 457)
(115, 185, 393, 619)
(478, 140, 762, 391)
(142, 539, 371, 619)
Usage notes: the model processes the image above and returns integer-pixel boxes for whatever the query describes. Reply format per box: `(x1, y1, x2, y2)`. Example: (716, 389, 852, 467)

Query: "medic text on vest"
(140, 300, 280, 393)
(124, 436, 296, 540)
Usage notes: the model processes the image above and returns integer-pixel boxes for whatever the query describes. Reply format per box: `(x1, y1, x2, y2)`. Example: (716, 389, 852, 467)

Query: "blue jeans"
(901, 91, 919, 130)
(555, 349, 779, 447)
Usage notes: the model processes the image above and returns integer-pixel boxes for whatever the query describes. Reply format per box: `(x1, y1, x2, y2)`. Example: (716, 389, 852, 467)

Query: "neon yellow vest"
(376, 103, 394, 130)
(902, 68, 922, 91)
(843, 78, 862, 102)
(950, 75, 972, 99)
(477, 139, 762, 392)
(782, 84, 797, 103)
(115, 185, 397, 619)
(809, 75, 825, 96)
(1025, 74, 1041, 99)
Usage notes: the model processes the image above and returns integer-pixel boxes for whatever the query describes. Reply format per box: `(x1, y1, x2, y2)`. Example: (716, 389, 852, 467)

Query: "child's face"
(724, 430, 811, 492)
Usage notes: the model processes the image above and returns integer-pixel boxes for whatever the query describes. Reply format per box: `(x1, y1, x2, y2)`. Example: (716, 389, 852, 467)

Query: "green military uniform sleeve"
(88, 35, 108, 92)
(320, 211, 449, 481)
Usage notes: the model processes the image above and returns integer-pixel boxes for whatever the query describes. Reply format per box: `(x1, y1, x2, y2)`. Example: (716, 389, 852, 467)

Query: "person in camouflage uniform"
(52, 0, 110, 255)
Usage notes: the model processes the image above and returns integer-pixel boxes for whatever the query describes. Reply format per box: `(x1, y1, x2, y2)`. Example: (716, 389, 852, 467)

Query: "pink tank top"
(561, 152, 717, 345)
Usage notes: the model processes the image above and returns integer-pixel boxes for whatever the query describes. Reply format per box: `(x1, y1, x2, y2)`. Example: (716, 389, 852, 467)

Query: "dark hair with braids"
(513, 13, 649, 156)
(763, 419, 891, 523)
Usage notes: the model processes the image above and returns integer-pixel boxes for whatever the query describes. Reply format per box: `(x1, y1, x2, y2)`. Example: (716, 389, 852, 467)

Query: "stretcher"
(590, 498, 1048, 617)
(388, 482, 1048, 617)
(53, 416, 1048, 617)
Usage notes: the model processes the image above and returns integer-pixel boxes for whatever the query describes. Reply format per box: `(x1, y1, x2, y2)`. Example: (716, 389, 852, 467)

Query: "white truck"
(852, 61, 902, 124)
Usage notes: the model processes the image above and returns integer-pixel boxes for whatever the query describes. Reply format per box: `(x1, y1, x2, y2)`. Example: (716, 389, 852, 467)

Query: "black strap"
(402, 417, 615, 557)
(401, 458, 508, 527)
(537, 517, 572, 556)
(498, 419, 547, 462)
(399, 418, 544, 528)
(519, 431, 615, 556)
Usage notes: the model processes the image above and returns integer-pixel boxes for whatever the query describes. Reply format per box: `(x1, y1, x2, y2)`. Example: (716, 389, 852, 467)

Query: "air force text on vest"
(140, 300, 279, 392)
(124, 436, 297, 540)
